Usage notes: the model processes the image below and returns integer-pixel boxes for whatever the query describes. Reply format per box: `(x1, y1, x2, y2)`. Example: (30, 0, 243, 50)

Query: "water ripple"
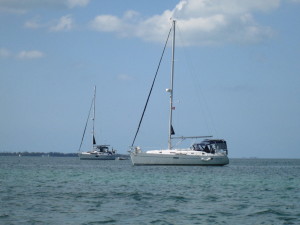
(0, 157, 300, 224)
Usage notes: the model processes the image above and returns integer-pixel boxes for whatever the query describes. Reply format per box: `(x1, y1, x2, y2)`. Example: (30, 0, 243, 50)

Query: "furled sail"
(171, 125, 175, 135)
(93, 135, 96, 145)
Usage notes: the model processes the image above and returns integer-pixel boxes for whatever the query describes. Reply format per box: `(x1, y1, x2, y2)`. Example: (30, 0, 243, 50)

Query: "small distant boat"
(129, 20, 229, 166)
(78, 86, 117, 160)
(79, 144, 117, 160)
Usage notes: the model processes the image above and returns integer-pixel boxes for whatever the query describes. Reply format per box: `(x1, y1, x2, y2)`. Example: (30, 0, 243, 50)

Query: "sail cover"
(93, 135, 96, 145)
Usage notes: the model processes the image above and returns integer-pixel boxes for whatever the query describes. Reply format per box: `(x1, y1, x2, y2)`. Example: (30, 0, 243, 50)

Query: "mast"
(92, 86, 96, 146)
(168, 20, 176, 149)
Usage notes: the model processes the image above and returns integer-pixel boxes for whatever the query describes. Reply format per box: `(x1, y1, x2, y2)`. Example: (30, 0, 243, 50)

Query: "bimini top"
(192, 139, 228, 154)
(201, 139, 227, 144)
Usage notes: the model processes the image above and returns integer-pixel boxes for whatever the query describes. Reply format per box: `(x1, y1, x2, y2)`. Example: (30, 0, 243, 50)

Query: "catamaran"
(78, 86, 117, 160)
(129, 20, 229, 166)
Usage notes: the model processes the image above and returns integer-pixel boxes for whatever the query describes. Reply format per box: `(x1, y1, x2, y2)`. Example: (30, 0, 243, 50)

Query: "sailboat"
(130, 20, 229, 166)
(78, 86, 117, 160)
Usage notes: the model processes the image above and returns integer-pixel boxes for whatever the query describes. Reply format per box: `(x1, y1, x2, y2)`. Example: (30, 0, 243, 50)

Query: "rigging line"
(176, 24, 218, 137)
(131, 26, 173, 147)
(78, 95, 95, 152)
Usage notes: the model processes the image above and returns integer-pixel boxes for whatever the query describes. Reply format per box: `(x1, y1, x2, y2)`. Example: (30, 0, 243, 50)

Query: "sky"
(1, 0, 300, 158)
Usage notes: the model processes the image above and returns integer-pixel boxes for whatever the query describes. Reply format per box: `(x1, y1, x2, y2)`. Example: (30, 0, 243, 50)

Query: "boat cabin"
(93, 145, 110, 153)
(192, 139, 228, 155)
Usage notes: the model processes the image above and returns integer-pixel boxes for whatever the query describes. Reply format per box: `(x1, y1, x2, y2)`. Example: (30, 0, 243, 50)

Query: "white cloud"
(172, 0, 280, 17)
(89, 10, 143, 37)
(0, 48, 45, 60)
(89, 0, 285, 45)
(90, 15, 123, 32)
(124, 10, 140, 20)
(24, 17, 44, 29)
(24, 15, 74, 32)
(0, 0, 90, 14)
(49, 15, 74, 32)
(117, 74, 134, 81)
(67, 0, 89, 8)
(17, 50, 45, 59)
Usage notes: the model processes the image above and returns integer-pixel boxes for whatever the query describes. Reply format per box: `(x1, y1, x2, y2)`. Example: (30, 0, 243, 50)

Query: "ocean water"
(0, 157, 299, 225)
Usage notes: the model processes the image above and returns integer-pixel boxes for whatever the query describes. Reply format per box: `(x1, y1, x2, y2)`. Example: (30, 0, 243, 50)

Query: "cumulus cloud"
(49, 15, 74, 32)
(90, 15, 124, 33)
(89, 10, 145, 39)
(89, 0, 286, 45)
(17, 50, 45, 59)
(24, 15, 74, 31)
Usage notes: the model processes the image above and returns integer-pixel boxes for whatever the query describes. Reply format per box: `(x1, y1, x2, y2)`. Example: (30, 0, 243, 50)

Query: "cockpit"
(94, 145, 110, 152)
(192, 139, 228, 155)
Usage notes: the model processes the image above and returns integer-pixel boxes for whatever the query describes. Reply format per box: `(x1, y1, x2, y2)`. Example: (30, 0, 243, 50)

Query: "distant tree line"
(0, 152, 78, 157)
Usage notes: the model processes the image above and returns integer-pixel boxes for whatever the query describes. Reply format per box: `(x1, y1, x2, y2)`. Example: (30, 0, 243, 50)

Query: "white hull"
(130, 150, 229, 166)
(129, 22, 229, 166)
(79, 153, 117, 160)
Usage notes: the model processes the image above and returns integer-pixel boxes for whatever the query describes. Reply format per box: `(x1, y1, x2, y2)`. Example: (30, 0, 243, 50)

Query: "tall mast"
(92, 85, 96, 146)
(168, 20, 176, 149)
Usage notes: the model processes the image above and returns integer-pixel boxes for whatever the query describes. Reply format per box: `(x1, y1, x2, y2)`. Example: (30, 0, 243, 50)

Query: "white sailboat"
(130, 20, 229, 166)
(78, 86, 117, 160)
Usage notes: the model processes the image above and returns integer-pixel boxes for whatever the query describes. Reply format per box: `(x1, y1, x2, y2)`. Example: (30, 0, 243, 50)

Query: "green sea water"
(0, 157, 299, 224)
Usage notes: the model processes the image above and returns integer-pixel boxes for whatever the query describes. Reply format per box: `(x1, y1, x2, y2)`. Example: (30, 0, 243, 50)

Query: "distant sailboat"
(78, 86, 117, 160)
(130, 20, 229, 166)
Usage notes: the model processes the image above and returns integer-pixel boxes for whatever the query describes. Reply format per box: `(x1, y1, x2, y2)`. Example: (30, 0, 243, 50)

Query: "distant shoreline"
(0, 152, 78, 157)
(0, 152, 130, 158)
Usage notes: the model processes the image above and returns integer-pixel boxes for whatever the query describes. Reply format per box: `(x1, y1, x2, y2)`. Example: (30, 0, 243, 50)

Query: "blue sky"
(1, 0, 300, 158)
